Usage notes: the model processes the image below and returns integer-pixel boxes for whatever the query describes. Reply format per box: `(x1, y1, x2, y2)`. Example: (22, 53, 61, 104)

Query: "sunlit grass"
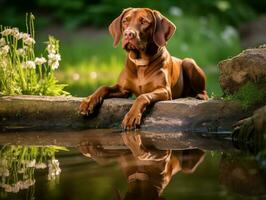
(56, 56, 123, 96)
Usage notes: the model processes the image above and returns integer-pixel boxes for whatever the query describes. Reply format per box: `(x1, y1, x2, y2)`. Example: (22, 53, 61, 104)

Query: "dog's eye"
(122, 18, 130, 25)
(139, 18, 149, 25)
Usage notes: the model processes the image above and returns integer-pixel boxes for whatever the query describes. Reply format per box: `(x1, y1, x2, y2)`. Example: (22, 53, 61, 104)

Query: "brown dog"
(79, 8, 208, 130)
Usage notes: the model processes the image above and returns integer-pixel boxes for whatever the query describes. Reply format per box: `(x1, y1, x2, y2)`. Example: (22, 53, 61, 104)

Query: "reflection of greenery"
(0, 13, 69, 96)
(219, 151, 266, 197)
(0, 145, 68, 193)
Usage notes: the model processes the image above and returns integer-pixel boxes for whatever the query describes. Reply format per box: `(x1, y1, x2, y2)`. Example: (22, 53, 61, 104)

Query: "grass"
(37, 14, 242, 97)
(225, 82, 266, 109)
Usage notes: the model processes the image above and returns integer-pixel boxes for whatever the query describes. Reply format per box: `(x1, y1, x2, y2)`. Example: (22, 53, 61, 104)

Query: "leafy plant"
(225, 82, 266, 109)
(0, 13, 69, 96)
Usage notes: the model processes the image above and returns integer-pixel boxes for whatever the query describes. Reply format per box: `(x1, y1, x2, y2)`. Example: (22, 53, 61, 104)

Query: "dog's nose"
(124, 29, 136, 40)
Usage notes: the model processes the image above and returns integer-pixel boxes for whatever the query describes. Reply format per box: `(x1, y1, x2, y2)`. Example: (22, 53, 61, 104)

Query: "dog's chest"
(130, 66, 163, 95)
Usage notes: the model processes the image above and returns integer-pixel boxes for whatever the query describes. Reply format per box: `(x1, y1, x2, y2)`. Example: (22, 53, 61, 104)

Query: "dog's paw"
(196, 92, 208, 100)
(121, 110, 142, 130)
(79, 95, 103, 116)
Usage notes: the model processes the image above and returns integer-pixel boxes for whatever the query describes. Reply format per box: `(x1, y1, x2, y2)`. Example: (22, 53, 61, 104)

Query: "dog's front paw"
(121, 110, 142, 130)
(79, 95, 103, 116)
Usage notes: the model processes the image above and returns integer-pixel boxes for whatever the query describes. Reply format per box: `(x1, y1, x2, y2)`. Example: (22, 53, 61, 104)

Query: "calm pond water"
(0, 129, 265, 200)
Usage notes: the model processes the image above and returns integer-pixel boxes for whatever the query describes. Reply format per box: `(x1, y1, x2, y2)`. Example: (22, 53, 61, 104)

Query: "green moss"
(226, 82, 266, 109)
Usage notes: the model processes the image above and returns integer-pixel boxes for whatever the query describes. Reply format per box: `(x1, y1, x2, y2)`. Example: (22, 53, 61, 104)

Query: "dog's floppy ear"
(152, 11, 176, 47)
(109, 8, 132, 48)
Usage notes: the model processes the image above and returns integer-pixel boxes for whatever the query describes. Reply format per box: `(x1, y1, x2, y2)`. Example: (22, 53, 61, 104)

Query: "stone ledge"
(0, 95, 253, 132)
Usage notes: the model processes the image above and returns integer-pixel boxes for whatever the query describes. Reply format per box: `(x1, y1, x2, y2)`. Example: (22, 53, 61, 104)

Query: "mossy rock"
(219, 46, 266, 94)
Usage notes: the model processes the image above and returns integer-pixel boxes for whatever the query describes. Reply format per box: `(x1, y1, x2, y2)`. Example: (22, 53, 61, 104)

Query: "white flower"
(11, 28, 19, 36)
(14, 32, 23, 40)
(0, 158, 8, 167)
(18, 167, 26, 174)
(22, 61, 36, 69)
(47, 44, 56, 54)
(35, 162, 47, 169)
(3, 169, 9, 177)
(17, 48, 26, 56)
(0, 166, 9, 177)
(48, 53, 61, 61)
(0, 45, 10, 55)
(0, 38, 6, 47)
(48, 53, 61, 70)
(22, 33, 30, 40)
(52, 159, 59, 166)
(48, 159, 61, 180)
(11, 184, 20, 193)
(35, 57, 47, 65)
(0, 57, 8, 70)
(1, 29, 12, 36)
(3, 184, 12, 192)
(24, 179, 35, 187)
(18, 181, 29, 190)
(23, 37, 35, 46)
(51, 61, 59, 70)
(26, 159, 36, 168)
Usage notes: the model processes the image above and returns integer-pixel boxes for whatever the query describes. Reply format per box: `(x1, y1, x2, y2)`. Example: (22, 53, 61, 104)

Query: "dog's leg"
(79, 84, 130, 115)
(122, 88, 170, 130)
(181, 58, 208, 100)
(122, 133, 171, 161)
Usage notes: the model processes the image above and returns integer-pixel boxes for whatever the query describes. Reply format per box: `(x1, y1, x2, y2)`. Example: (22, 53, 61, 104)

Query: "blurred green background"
(1, 0, 266, 97)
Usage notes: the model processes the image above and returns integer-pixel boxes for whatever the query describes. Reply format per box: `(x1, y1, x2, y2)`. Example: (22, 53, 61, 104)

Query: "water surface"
(0, 129, 265, 200)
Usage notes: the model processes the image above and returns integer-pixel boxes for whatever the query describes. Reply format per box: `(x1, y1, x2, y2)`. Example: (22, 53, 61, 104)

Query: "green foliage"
(225, 82, 266, 109)
(0, 0, 264, 28)
(0, 14, 69, 96)
(167, 15, 241, 67)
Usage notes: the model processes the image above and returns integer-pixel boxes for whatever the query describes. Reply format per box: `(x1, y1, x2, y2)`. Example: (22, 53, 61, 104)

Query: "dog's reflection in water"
(79, 133, 205, 200)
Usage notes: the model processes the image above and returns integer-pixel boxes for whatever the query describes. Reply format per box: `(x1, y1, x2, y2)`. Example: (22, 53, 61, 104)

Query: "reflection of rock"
(233, 106, 266, 153)
(219, 46, 266, 94)
(219, 152, 266, 197)
(253, 106, 266, 135)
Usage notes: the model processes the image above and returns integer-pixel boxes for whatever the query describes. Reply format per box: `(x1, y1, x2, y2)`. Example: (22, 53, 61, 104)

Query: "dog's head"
(109, 8, 176, 52)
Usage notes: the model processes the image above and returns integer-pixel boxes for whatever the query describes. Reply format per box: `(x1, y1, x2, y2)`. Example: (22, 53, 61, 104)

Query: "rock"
(219, 46, 266, 94)
(0, 95, 253, 132)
